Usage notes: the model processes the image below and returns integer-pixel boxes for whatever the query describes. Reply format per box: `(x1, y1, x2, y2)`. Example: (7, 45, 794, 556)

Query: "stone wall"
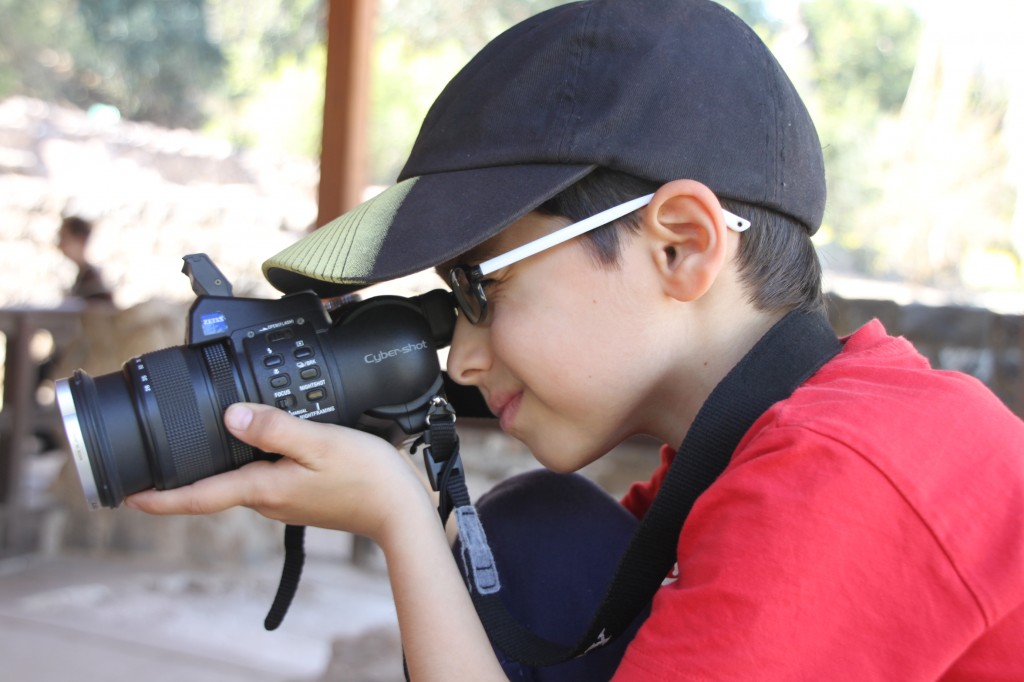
(0, 96, 317, 309)
(829, 295, 1023, 419)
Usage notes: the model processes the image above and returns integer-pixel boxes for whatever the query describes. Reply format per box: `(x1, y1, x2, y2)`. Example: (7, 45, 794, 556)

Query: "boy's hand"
(125, 403, 433, 544)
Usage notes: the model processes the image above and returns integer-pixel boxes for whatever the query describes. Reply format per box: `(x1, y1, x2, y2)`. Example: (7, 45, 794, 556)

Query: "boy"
(129, 1, 1024, 679)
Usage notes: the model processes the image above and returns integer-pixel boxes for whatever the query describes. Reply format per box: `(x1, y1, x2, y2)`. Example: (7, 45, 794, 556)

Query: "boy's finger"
(124, 461, 272, 515)
(223, 402, 357, 468)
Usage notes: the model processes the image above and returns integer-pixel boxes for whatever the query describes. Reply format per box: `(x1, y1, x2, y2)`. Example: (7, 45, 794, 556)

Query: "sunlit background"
(1, 0, 1022, 310)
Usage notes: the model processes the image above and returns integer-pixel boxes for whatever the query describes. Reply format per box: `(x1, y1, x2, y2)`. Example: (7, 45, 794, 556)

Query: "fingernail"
(225, 404, 254, 431)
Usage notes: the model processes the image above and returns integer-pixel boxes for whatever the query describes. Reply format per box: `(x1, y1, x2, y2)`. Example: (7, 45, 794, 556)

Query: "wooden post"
(0, 309, 81, 553)
(0, 316, 35, 517)
(317, 0, 376, 228)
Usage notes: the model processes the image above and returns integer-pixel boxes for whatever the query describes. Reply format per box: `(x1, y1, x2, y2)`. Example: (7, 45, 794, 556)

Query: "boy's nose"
(445, 315, 491, 386)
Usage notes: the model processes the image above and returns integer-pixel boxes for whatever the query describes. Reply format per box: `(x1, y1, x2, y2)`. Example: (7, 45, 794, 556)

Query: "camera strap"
(264, 523, 306, 630)
(264, 396, 466, 632)
(441, 309, 842, 666)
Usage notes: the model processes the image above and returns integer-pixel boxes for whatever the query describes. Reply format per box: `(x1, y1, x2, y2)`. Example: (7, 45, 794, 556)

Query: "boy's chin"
(529, 439, 608, 475)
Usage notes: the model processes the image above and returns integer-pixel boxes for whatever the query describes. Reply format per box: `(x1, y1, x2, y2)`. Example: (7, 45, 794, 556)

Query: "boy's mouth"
(490, 392, 522, 433)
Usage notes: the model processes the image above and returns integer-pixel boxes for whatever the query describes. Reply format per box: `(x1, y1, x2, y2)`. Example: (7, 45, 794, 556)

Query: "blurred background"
(0, 1, 1021, 680)
(3, 0, 1023, 308)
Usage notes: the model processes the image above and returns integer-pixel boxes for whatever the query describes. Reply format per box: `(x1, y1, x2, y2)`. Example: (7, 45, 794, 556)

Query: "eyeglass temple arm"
(478, 193, 749, 276)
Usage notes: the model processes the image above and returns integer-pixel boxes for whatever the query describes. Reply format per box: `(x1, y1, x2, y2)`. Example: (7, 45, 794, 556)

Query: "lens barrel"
(55, 343, 253, 509)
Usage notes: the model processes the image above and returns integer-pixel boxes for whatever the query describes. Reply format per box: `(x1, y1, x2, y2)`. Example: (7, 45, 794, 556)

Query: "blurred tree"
(722, 0, 779, 32)
(75, 0, 225, 127)
(203, 0, 326, 153)
(0, 0, 225, 128)
(802, 0, 1020, 293)
(377, 0, 564, 55)
(803, 0, 919, 115)
(800, 0, 922, 273)
(204, 0, 325, 94)
(858, 1, 1020, 291)
(0, 0, 93, 103)
(1, 0, 1016, 293)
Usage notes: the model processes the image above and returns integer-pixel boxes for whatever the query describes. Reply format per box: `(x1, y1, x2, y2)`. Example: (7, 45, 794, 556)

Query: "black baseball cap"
(263, 0, 826, 296)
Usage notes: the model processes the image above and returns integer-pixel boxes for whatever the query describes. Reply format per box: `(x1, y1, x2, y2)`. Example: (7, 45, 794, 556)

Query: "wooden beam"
(317, 0, 375, 228)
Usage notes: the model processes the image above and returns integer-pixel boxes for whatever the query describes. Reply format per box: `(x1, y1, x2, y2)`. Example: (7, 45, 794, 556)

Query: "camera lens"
(55, 343, 253, 509)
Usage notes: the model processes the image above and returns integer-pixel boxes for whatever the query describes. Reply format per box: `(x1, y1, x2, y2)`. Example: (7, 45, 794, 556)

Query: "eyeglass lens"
(449, 267, 484, 324)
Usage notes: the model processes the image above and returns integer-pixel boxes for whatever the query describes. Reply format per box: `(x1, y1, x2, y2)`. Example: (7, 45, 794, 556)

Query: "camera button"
(270, 375, 291, 388)
(294, 347, 314, 360)
(264, 354, 284, 368)
(276, 395, 297, 409)
(268, 329, 293, 343)
(299, 367, 320, 380)
(306, 389, 326, 401)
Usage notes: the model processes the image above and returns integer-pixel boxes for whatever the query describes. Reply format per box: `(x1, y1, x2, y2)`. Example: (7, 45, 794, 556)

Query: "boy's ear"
(641, 179, 730, 302)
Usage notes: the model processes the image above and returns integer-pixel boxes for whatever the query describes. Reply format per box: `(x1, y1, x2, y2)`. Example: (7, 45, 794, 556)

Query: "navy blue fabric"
(454, 469, 649, 681)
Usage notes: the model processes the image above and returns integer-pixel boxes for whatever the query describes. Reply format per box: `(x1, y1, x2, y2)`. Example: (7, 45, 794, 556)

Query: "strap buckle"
(411, 395, 461, 494)
(425, 394, 457, 427)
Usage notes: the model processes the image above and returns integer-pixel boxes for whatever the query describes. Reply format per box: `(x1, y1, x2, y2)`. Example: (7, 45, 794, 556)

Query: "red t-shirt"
(617, 320, 1024, 681)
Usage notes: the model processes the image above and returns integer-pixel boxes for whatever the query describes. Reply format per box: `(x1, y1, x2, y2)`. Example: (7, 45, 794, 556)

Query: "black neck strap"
(455, 309, 842, 665)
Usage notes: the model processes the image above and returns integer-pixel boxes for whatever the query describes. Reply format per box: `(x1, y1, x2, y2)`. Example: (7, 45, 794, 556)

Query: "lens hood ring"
(55, 378, 103, 511)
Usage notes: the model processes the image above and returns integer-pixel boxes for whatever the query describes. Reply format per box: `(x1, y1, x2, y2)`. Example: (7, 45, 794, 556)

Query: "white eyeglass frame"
(476, 192, 750, 276)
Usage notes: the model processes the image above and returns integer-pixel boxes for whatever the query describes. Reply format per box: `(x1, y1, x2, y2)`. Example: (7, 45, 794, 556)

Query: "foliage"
(368, 34, 468, 184)
(800, 0, 922, 258)
(0, 0, 227, 128)
(801, 0, 1021, 292)
(0, 0, 324, 130)
(376, 0, 565, 55)
(0, 0, 94, 104)
(202, 0, 326, 154)
(75, 0, 225, 127)
(720, 0, 780, 33)
(803, 0, 919, 115)
(205, 0, 325, 99)
(0, 0, 1018, 292)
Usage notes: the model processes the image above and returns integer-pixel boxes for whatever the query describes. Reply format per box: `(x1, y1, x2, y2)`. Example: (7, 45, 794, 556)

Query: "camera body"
(56, 255, 455, 510)
(185, 286, 447, 430)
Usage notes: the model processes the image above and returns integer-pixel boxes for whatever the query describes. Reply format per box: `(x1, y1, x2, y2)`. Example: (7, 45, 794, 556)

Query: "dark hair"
(61, 216, 93, 240)
(536, 168, 825, 315)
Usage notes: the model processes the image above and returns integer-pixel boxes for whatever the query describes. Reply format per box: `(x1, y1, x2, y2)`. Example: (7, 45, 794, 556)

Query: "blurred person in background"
(57, 215, 114, 306)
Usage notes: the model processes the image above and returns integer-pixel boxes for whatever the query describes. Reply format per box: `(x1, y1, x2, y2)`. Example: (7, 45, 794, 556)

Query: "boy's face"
(443, 210, 683, 471)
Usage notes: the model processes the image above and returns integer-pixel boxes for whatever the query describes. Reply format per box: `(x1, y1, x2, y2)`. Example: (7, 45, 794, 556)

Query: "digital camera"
(55, 254, 455, 510)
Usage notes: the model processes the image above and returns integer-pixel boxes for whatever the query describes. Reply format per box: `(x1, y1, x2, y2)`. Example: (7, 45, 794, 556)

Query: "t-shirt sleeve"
(612, 426, 982, 681)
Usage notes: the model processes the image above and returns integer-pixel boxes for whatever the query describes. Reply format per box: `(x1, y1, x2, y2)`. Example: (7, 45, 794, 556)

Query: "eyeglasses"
(448, 193, 750, 325)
